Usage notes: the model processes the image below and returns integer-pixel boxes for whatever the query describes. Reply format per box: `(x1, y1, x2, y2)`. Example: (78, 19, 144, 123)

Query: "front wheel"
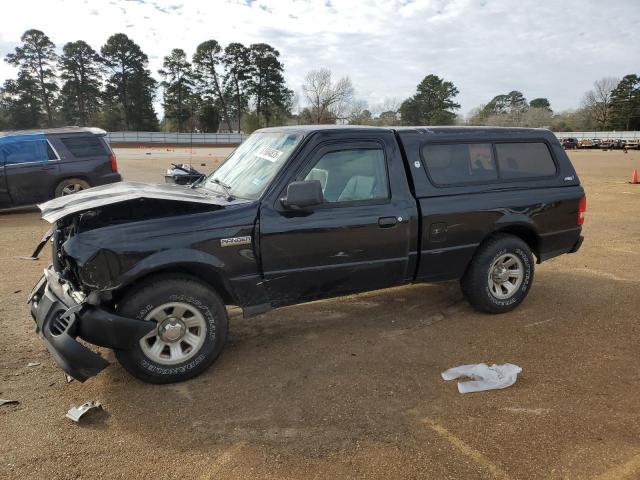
(461, 234, 534, 314)
(115, 275, 228, 383)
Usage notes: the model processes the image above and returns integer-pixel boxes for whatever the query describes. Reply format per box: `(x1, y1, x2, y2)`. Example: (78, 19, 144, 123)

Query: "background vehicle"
(578, 138, 594, 149)
(0, 127, 121, 209)
(562, 137, 579, 149)
(29, 126, 585, 384)
(626, 139, 639, 149)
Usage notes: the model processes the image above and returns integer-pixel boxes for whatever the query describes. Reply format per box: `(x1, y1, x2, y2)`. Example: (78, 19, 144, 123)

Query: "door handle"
(378, 216, 398, 228)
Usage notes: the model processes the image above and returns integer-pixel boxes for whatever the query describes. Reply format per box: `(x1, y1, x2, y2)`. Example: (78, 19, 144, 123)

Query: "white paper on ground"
(441, 363, 522, 394)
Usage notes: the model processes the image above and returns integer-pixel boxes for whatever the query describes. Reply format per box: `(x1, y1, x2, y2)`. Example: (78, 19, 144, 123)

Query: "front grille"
(50, 313, 71, 336)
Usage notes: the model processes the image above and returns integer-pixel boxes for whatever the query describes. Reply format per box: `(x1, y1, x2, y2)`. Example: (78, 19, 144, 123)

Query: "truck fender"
(116, 248, 236, 302)
(489, 215, 540, 258)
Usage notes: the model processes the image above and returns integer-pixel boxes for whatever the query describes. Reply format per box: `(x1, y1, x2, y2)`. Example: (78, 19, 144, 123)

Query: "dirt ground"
(0, 147, 639, 479)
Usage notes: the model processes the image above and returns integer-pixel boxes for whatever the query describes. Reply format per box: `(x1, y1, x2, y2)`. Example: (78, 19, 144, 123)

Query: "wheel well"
(491, 225, 540, 260)
(113, 265, 236, 307)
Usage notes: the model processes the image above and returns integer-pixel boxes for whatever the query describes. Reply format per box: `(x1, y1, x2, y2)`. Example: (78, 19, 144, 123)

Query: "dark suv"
(0, 127, 121, 209)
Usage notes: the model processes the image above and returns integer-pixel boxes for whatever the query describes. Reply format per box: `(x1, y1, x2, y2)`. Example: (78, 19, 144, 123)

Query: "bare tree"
(347, 99, 370, 124)
(581, 77, 619, 130)
(302, 68, 354, 124)
(371, 97, 401, 117)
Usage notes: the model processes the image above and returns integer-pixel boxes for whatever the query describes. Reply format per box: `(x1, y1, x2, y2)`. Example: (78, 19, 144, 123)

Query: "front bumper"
(29, 267, 154, 382)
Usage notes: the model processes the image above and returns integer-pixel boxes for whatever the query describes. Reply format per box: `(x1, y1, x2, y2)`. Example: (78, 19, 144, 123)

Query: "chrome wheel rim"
(487, 253, 524, 300)
(61, 183, 84, 195)
(139, 302, 207, 365)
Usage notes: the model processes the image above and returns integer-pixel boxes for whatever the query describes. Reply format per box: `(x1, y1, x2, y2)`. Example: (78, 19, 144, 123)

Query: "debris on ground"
(441, 363, 522, 394)
(27, 362, 41, 367)
(65, 401, 103, 422)
(0, 399, 19, 406)
(65, 374, 74, 383)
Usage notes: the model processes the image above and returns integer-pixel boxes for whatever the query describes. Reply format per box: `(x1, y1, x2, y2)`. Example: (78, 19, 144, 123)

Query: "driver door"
(259, 138, 414, 307)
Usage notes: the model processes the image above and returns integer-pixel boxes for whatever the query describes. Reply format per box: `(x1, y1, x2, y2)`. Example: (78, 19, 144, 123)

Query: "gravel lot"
(1, 147, 639, 479)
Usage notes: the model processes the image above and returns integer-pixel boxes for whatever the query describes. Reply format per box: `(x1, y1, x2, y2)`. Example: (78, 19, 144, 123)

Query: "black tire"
(55, 178, 90, 197)
(115, 274, 228, 384)
(461, 234, 534, 314)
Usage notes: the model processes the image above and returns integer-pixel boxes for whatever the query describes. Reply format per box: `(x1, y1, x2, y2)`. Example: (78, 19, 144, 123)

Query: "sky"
(1, 0, 639, 118)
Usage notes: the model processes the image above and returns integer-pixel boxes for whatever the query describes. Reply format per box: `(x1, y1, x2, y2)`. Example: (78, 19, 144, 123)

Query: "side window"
(303, 148, 389, 203)
(0, 138, 49, 165)
(61, 135, 108, 158)
(495, 143, 556, 179)
(422, 143, 497, 185)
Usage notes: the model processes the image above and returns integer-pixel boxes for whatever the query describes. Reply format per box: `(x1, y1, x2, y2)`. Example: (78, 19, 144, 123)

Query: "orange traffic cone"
(632, 169, 638, 184)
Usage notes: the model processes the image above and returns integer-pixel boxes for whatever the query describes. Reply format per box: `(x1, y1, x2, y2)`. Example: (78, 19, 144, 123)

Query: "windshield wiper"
(210, 178, 235, 201)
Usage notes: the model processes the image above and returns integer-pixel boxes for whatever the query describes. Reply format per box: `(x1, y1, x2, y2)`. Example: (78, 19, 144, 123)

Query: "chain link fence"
(107, 131, 247, 145)
(553, 131, 640, 140)
(106, 130, 640, 145)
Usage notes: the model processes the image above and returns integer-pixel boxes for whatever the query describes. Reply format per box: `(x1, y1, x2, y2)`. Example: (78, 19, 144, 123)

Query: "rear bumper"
(538, 228, 583, 262)
(93, 172, 122, 187)
(29, 267, 154, 382)
(569, 235, 584, 254)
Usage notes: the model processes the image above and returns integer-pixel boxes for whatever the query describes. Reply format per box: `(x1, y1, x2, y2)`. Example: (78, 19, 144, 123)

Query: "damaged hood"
(39, 181, 244, 223)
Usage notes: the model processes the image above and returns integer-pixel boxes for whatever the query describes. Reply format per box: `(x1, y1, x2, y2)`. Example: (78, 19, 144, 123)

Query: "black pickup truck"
(28, 126, 585, 384)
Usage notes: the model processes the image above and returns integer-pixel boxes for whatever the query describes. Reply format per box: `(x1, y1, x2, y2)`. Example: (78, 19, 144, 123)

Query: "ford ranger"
(28, 126, 585, 384)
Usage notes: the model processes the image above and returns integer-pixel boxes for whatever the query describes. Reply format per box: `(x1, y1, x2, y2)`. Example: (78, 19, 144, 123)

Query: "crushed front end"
(28, 218, 155, 382)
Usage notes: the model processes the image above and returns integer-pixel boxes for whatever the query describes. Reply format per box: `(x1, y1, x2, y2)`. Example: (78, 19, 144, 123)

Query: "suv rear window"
(422, 143, 498, 185)
(495, 143, 556, 179)
(61, 136, 108, 158)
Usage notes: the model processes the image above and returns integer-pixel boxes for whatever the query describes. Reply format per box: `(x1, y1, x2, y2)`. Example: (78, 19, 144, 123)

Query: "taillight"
(109, 153, 118, 173)
(577, 196, 586, 225)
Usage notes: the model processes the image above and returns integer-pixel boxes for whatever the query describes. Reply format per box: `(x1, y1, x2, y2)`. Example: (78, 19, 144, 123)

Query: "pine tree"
(159, 48, 194, 132)
(58, 40, 102, 126)
(1, 72, 43, 129)
(192, 40, 233, 132)
(610, 74, 640, 130)
(248, 43, 291, 128)
(223, 43, 252, 132)
(101, 33, 158, 131)
(5, 29, 58, 127)
(400, 74, 460, 125)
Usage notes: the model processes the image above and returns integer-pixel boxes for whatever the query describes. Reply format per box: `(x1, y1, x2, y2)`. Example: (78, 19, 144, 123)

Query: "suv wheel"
(55, 178, 90, 197)
(461, 234, 534, 314)
(115, 274, 228, 384)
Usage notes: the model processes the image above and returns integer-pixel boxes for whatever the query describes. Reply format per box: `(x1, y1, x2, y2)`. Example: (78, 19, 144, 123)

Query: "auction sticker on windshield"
(255, 147, 284, 162)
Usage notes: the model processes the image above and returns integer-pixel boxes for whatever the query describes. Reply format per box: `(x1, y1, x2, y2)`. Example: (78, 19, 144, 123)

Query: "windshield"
(201, 132, 303, 200)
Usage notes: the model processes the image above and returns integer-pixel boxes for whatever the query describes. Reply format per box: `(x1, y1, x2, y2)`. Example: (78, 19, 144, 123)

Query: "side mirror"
(281, 180, 323, 209)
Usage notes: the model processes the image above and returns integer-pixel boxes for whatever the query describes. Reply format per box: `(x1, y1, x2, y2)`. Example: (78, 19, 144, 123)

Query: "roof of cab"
(0, 126, 107, 138)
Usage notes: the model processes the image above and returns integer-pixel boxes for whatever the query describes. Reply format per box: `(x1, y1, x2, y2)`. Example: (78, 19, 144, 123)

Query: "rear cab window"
(494, 142, 557, 179)
(422, 143, 497, 186)
(421, 141, 556, 187)
(61, 135, 108, 158)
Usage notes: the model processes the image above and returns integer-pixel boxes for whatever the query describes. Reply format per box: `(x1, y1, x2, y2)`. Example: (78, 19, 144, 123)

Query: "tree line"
(297, 69, 640, 131)
(1, 29, 639, 133)
(0, 29, 292, 133)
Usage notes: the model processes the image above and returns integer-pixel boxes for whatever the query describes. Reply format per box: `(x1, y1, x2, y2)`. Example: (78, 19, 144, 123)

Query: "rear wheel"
(115, 275, 228, 384)
(461, 234, 534, 314)
(55, 178, 90, 197)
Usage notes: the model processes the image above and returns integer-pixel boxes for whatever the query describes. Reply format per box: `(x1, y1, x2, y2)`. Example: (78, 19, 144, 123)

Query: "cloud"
(0, 0, 638, 116)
